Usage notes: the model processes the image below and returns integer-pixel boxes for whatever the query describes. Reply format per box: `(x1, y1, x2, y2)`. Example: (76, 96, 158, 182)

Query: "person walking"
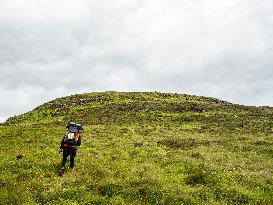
(59, 122, 83, 176)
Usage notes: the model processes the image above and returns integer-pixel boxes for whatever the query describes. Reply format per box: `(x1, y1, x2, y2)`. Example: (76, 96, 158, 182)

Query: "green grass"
(1, 91, 273, 204)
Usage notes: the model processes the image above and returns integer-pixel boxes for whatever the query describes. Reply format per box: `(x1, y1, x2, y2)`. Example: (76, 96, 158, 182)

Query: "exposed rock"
(16, 154, 23, 160)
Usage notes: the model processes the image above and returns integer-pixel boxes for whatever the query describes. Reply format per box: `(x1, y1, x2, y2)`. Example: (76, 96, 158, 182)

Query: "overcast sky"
(0, 0, 273, 122)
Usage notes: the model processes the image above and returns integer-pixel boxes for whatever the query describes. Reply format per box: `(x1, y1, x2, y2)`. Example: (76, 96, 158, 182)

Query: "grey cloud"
(0, 0, 273, 122)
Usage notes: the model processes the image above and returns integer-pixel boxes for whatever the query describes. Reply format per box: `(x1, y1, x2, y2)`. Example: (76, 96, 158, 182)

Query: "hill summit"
(5, 91, 272, 133)
(1, 91, 273, 204)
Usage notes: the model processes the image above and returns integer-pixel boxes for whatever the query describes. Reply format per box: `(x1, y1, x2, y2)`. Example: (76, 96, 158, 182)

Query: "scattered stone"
(0, 179, 7, 186)
(16, 154, 23, 160)
(134, 142, 143, 148)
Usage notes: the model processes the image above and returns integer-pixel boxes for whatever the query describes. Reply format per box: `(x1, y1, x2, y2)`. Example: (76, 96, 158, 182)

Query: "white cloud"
(0, 0, 273, 122)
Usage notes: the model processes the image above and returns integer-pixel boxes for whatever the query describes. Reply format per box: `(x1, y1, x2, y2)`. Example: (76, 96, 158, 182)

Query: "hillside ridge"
(1, 91, 273, 204)
(5, 91, 273, 135)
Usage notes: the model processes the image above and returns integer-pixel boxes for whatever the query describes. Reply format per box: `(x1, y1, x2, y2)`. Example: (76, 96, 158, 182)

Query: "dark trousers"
(61, 147, 77, 168)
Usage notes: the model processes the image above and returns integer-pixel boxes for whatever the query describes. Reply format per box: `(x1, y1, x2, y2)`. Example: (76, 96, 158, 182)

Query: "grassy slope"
(1, 91, 273, 204)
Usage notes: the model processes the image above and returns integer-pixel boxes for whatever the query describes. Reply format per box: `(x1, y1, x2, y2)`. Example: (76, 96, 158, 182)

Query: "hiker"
(59, 122, 83, 174)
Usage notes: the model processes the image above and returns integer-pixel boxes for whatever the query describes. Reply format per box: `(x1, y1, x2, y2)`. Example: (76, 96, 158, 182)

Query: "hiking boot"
(59, 167, 65, 177)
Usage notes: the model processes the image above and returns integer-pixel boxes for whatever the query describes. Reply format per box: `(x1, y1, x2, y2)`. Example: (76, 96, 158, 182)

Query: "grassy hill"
(1, 91, 273, 204)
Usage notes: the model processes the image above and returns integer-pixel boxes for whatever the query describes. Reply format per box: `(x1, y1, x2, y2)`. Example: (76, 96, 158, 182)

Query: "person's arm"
(60, 132, 67, 149)
(77, 134, 81, 146)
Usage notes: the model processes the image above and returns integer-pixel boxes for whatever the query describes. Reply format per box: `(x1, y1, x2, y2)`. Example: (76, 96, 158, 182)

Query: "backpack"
(63, 122, 83, 147)
(64, 132, 78, 147)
